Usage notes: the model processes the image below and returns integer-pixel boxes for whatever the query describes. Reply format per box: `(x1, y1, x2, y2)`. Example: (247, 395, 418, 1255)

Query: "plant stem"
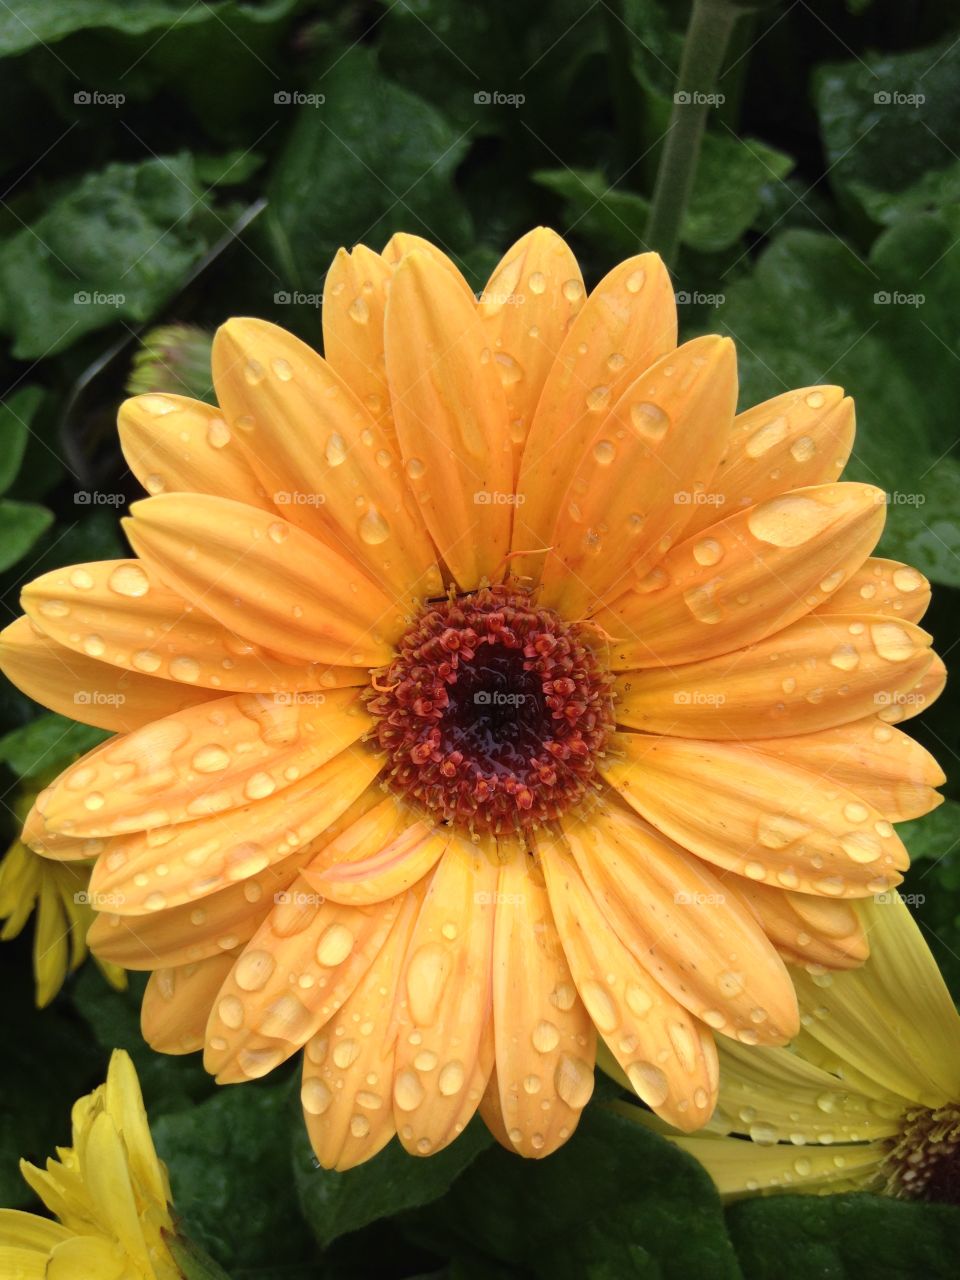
(645, 0, 741, 266)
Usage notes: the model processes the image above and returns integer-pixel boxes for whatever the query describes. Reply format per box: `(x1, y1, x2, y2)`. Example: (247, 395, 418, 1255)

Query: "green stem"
(645, 0, 741, 267)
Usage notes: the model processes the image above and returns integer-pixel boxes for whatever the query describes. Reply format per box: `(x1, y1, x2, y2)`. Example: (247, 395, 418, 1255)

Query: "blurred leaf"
(267, 47, 473, 288)
(901, 800, 960, 863)
(404, 1108, 739, 1279)
(0, 712, 107, 780)
(193, 149, 264, 187)
(153, 1076, 314, 1273)
(293, 1117, 492, 1250)
(164, 1234, 233, 1280)
(726, 1192, 960, 1279)
(815, 34, 960, 225)
(0, 386, 43, 494)
(715, 227, 960, 585)
(0, 155, 225, 358)
(901, 799, 960, 998)
(0, 500, 53, 571)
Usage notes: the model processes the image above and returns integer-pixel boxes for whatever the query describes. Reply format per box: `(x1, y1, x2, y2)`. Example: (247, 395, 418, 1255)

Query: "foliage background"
(1, 0, 959, 1275)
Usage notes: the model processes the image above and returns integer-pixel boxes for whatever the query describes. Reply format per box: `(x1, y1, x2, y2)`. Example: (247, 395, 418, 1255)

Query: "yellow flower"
(0, 230, 944, 1169)
(0, 793, 126, 1007)
(616, 895, 960, 1200)
(0, 1050, 180, 1279)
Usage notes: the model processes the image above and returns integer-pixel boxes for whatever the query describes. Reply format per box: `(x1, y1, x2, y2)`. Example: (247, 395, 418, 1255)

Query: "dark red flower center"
(366, 584, 615, 834)
(885, 1103, 960, 1204)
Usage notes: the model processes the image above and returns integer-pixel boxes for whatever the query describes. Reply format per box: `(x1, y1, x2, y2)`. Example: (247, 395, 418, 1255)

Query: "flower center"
(883, 1102, 960, 1204)
(366, 584, 615, 834)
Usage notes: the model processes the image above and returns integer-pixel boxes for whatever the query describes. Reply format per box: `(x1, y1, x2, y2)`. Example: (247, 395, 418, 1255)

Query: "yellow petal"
(118, 392, 272, 510)
(305, 817, 449, 905)
(38, 688, 373, 838)
(142, 952, 238, 1053)
(541, 830, 719, 1131)
(664, 1129, 883, 1197)
(321, 245, 397, 441)
(46, 1236, 130, 1280)
(603, 733, 908, 897)
(814, 557, 930, 623)
(478, 228, 584, 472)
(212, 318, 440, 604)
(0, 1209, 71, 1251)
(513, 254, 677, 581)
(735, 881, 869, 970)
(0, 616, 213, 732)
(382, 232, 474, 290)
(875, 651, 945, 724)
(598, 483, 886, 668)
(560, 802, 798, 1045)
(537, 335, 738, 614)
(614, 613, 934, 739)
(491, 842, 595, 1157)
(385, 251, 513, 589)
(125, 493, 402, 666)
(682, 386, 854, 538)
(391, 835, 498, 1155)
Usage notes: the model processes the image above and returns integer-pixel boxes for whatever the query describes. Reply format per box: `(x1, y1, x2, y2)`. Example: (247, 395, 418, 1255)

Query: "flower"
(126, 324, 215, 404)
(0, 229, 944, 1169)
(0, 790, 126, 1007)
(0, 1050, 180, 1279)
(616, 894, 960, 1202)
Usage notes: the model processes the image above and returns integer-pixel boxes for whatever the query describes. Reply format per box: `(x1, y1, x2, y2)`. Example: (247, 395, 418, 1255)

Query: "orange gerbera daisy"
(0, 230, 944, 1170)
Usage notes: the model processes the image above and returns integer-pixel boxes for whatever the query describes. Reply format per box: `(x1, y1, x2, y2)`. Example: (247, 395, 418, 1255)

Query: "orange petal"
(212, 318, 440, 604)
(21, 558, 363, 694)
(682, 386, 854, 537)
(736, 881, 869, 971)
(204, 888, 403, 1083)
(746, 716, 944, 822)
(304, 818, 449, 906)
(513, 254, 677, 580)
(813, 557, 930, 623)
(36, 688, 373, 837)
(125, 493, 403, 667)
(141, 952, 237, 1053)
(118, 393, 273, 510)
(614, 614, 934, 739)
(391, 835, 498, 1155)
(385, 251, 512, 589)
(603, 733, 908, 897)
(540, 828, 719, 1131)
(301, 888, 423, 1170)
(597, 483, 886, 668)
(478, 228, 584, 473)
(87, 788, 385, 968)
(537, 336, 738, 614)
(321, 245, 397, 442)
(0, 617, 213, 732)
(381, 233, 474, 292)
(559, 802, 798, 1045)
(87, 743, 382, 912)
(491, 841, 595, 1157)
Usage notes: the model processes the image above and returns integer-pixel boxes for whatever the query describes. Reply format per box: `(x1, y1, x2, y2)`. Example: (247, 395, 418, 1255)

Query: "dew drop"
(630, 401, 669, 441)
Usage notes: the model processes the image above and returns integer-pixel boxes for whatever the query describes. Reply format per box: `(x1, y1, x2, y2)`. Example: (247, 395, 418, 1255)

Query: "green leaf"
(404, 1107, 740, 1279)
(0, 713, 106, 780)
(0, 386, 43, 495)
(0, 155, 224, 358)
(0, 500, 53, 572)
(266, 47, 473, 290)
(726, 1192, 960, 1279)
(164, 1232, 234, 1280)
(815, 35, 960, 225)
(293, 1116, 492, 1249)
(714, 227, 960, 586)
(900, 800, 960, 864)
(152, 1077, 314, 1274)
